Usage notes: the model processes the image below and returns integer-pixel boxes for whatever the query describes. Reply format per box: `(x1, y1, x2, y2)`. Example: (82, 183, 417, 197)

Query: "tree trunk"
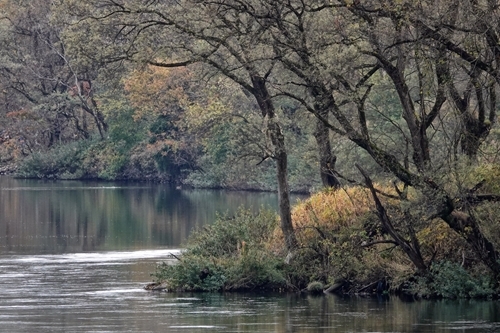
(270, 117, 298, 253)
(442, 210, 500, 278)
(446, 68, 495, 159)
(314, 112, 340, 189)
(251, 75, 298, 254)
(382, 61, 430, 171)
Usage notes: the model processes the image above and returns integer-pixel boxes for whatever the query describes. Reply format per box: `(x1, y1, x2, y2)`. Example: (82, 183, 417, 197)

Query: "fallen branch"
(168, 252, 182, 261)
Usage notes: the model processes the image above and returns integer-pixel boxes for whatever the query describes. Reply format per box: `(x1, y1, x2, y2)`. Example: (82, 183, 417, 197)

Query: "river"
(0, 177, 499, 332)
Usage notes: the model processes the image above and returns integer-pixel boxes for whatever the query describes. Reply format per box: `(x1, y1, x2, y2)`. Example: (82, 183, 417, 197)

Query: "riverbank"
(4, 131, 321, 194)
(150, 190, 500, 300)
(5, 160, 313, 194)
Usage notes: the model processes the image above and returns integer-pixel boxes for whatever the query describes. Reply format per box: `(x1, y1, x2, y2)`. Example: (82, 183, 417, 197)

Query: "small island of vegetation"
(149, 174, 500, 299)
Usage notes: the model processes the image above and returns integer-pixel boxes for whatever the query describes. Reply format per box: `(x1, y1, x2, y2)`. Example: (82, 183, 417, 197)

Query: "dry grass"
(267, 183, 475, 290)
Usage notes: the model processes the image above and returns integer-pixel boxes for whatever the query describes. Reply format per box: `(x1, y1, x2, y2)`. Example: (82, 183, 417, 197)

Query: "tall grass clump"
(152, 208, 288, 292)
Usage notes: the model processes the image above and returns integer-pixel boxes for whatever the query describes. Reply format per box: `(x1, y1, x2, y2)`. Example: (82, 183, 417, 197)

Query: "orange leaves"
(288, 187, 373, 246)
(123, 64, 195, 121)
(292, 186, 387, 232)
(6, 109, 33, 120)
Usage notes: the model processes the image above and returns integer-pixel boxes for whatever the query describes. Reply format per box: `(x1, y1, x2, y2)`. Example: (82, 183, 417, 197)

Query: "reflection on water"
(1, 177, 499, 332)
(0, 177, 285, 254)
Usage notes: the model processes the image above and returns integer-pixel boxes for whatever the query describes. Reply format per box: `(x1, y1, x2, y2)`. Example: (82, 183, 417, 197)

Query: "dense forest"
(1, 0, 500, 297)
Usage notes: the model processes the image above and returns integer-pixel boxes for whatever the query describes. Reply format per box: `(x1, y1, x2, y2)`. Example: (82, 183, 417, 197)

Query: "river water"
(0, 177, 499, 332)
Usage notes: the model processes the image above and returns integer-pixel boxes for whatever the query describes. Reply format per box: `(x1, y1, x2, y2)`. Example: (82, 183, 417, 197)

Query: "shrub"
(407, 261, 495, 299)
(16, 139, 94, 179)
(153, 256, 227, 292)
(152, 208, 288, 291)
(307, 281, 324, 294)
(188, 208, 278, 257)
(224, 248, 287, 290)
(269, 187, 410, 289)
(270, 185, 488, 295)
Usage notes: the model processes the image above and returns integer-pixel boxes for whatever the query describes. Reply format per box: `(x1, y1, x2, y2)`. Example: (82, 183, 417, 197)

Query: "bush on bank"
(152, 182, 500, 298)
(406, 261, 495, 299)
(152, 209, 288, 292)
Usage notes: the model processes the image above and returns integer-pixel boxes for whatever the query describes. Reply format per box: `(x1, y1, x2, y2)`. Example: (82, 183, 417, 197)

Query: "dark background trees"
(0, 0, 108, 172)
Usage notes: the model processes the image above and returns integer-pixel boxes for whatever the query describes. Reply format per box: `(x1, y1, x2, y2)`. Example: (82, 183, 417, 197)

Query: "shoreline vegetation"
(145, 185, 500, 300)
(4, 136, 318, 194)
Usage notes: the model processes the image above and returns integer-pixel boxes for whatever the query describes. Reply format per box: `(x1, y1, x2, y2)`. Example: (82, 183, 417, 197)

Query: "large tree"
(220, 0, 500, 274)
(414, 0, 498, 159)
(308, 0, 500, 276)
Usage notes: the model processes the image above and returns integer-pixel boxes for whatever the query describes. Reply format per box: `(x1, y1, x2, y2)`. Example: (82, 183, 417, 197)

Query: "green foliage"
(408, 261, 495, 299)
(94, 142, 129, 180)
(307, 281, 325, 294)
(16, 135, 161, 181)
(106, 102, 147, 150)
(189, 208, 278, 256)
(16, 139, 94, 179)
(153, 258, 227, 292)
(15, 138, 124, 180)
(185, 117, 321, 192)
(152, 208, 288, 291)
(224, 248, 286, 290)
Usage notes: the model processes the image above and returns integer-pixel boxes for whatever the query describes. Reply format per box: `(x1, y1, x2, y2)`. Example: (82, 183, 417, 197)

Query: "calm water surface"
(0, 177, 499, 332)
